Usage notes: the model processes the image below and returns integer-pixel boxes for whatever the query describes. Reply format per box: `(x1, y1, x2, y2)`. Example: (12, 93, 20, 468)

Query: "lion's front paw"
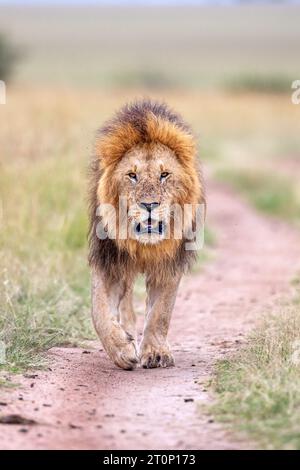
(103, 322, 139, 371)
(139, 342, 175, 369)
(113, 340, 138, 371)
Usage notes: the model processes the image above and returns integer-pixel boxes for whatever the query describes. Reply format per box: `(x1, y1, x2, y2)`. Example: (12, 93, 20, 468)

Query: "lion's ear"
(146, 113, 197, 166)
(95, 123, 140, 168)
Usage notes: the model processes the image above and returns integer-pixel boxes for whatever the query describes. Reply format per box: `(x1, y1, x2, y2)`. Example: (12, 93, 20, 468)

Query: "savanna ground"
(0, 4, 300, 450)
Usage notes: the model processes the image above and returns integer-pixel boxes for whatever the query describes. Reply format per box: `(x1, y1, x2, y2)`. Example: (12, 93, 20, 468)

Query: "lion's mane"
(88, 99, 205, 283)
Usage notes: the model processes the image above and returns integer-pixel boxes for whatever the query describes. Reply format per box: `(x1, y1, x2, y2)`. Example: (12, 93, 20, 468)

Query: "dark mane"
(99, 98, 192, 142)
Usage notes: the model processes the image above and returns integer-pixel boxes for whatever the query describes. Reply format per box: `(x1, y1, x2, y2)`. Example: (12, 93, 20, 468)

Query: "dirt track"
(1, 181, 299, 450)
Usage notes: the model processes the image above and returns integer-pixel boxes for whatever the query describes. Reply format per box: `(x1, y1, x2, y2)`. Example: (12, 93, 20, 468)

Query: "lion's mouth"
(134, 219, 164, 236)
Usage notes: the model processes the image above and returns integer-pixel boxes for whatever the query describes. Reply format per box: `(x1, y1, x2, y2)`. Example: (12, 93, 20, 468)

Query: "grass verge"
(224, 74, 294, 94)
(0, 114, 95, 375)
(209, 290, 300, 449)
(217, 168, 300, 223)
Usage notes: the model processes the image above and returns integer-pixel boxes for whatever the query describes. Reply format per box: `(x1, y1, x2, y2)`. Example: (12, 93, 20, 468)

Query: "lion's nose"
(139, 202, 160, 213)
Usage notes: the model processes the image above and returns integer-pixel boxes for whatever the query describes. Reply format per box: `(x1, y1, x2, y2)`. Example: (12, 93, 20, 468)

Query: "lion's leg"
(139, 274, 181, 369)
(91, 268, 138, 370)
(119, 280, 137, 341)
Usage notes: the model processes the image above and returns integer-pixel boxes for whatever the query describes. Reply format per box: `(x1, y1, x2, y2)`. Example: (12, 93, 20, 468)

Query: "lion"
(88, 99, 205, 370)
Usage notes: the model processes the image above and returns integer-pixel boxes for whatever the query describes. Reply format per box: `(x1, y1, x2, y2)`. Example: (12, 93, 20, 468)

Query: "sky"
(0, 0, 226, 4)
(0, 0, 298, 5)
(0, 0, 230, 4)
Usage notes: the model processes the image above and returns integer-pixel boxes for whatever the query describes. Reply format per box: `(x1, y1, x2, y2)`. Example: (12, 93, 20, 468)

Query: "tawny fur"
(88, 99, 205, 370)
(88, 99, 205, 284)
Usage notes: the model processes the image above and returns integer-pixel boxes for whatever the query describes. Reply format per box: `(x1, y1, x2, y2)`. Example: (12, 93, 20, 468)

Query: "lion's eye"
(127, 172, 137, 181)
(160, 171, 170, 180)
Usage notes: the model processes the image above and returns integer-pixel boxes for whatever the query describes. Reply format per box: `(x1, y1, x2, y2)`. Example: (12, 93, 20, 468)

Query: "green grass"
(0, 112, 95, 374)
(0, 32, 18, 82)
(224, 74, 294, 94)
(209, 292, 300, 449)
(217, 168, 300, 223)
(0, 257, 93, 373)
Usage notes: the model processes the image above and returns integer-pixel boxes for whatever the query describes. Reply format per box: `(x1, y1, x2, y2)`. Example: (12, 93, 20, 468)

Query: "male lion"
(88, 99, 205, 370)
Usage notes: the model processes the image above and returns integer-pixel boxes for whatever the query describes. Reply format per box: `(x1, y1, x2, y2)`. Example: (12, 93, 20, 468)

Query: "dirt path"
(1, 181, 300, 450)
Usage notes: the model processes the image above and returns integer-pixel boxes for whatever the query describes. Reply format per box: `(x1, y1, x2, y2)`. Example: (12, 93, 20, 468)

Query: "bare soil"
(1, 181, 299, 450)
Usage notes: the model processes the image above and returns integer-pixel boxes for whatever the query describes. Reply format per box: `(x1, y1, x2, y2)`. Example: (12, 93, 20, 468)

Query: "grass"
(0, 257, 93, 372)
(0, 91, 96, 374)
(216, 168, 300, 223)
(209, 290, 300, 450)
(111, 69, 179, 90)
(0, 32, 19, 82)
(0, 4, 299, 88)
(224, 74, 294, 94)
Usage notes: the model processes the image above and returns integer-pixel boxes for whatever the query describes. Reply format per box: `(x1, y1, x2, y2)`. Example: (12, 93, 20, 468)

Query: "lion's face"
(112, 142, 193, 245)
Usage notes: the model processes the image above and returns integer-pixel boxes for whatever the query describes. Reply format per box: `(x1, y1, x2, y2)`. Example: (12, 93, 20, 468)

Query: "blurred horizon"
(0, 0, 300, 4)
(1, 2, 299, 90)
